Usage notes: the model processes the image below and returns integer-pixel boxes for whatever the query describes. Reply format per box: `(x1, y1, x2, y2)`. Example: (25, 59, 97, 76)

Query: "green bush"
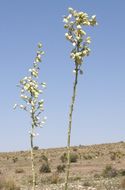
(39, 154, 48, 163)
(33, 146, 39, 150)
(83, 181, 91, 187)
(60, 152, 78, 163)
(102, 165, 118, 178)
(12, 157, 18, 163)
(57, 164, 65, 173)
(110, 152, 117, 161)
(83, 154, 93, 160)
(110, 151, 124, 161)
(41, 154, 48, 162)
(119, 169, 125, 176)
(60, 153, 67, 163)
(70, 153, 78, 163)
(15, 168, 24, 174)
(94, 173, 100, 178)
(39, 162, 51, 173)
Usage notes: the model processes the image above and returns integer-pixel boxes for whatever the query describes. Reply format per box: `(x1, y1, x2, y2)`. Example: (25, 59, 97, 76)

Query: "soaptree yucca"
(63, 7, 97, 189)
(14, 43, 47, 190)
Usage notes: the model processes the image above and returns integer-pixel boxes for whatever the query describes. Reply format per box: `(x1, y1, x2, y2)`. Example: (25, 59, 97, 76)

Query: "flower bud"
(38, 42, 42, 48)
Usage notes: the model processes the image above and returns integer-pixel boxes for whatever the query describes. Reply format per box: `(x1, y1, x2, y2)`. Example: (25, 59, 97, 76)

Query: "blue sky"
(0, 0, 125, 152)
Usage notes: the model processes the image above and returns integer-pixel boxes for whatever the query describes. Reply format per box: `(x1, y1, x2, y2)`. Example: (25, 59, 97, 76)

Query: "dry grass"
(0, 141, 125, 189)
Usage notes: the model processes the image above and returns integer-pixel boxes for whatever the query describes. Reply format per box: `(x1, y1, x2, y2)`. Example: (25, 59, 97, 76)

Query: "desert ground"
(0, 142, 125, 190)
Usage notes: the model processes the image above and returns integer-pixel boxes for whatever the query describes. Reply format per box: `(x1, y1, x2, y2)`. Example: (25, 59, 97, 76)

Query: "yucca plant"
(63, 7, 97, 189)
(14, 43, 47, 190)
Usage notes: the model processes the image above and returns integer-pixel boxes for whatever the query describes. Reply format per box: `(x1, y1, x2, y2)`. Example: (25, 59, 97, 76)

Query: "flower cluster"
(63, 7, 98, 67)
(14, 43, 47, 134)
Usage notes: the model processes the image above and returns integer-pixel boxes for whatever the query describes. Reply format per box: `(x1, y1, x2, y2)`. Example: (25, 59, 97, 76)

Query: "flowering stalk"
(14, 43, 46, 190)
(63, 7, 97, 190)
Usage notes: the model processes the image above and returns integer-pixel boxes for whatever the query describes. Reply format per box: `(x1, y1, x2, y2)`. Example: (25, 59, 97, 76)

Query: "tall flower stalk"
(14, 43, 46, 190)
(63, 8, 97, 190)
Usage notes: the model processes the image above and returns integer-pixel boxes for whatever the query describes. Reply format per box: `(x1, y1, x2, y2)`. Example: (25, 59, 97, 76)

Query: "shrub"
(15, 168, 24, 174)
(83, 181, 91, 187)
(39, 162, 51, 173)
(33, 146, 39, 150)
(70, 153, 78, 163)
(119, 169, 125, 176)
(57, 164, 66, 173)
(41, 173, 63, 185)
(60, 153, 67, 163)
(110, 152, 117, 161)
(41, 154, 48, 162)
(73, 147, 77, 152)
(60, 152, 78, 163)
(83, 154, 93, 160)
(12, 157, 18, 163)
(94, 173, 100, 178)
(110, 151, 124, 161)
(72, 176, 81, 181)
(102, 165, 118, 178)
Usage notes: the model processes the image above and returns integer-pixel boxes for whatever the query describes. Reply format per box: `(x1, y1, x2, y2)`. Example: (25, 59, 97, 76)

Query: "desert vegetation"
(14, 43, 46, 189)
(12, 7, 98, 190)
(0, 142, 125, 189)
(1, 5, 123, 190)
(63, 7, 97, 190)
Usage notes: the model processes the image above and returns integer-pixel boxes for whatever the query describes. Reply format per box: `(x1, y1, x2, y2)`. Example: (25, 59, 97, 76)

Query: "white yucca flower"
(73, 69, 76, 74)
(43, 116, 47, 120)
(76, 25, 82, 29)
(20, 105, 24, 109)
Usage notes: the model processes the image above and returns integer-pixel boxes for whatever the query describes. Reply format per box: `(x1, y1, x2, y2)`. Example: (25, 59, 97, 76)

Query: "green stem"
(64, 64, 79, 190)
(30, 105, 36, 190)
